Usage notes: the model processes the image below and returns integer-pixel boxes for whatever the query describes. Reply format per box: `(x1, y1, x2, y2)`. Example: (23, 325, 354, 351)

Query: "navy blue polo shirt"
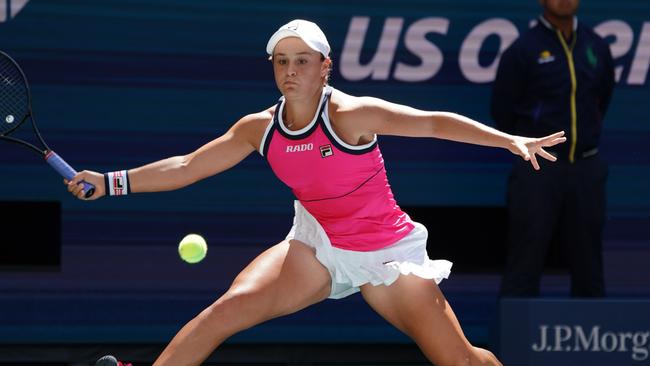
(491, 16, 615, 161)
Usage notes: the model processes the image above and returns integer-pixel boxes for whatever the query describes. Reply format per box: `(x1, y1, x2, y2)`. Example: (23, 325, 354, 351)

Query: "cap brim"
(266, 29, 301, 55)
(266, 29, 328, 57)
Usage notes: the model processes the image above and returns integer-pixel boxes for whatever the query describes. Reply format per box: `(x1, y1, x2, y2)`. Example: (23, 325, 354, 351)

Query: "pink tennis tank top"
(260, 86, 414, 251)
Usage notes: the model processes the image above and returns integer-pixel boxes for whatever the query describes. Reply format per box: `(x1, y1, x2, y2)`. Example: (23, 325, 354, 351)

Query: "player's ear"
(321, 57, 331, 78)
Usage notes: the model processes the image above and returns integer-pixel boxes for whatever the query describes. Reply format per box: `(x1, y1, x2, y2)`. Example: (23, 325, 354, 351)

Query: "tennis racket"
(0, 51, 95, 198)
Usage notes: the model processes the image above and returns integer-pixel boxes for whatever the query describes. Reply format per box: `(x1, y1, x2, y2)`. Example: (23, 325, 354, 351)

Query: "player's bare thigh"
(218, 239, 332, 326)
(360, 275, 499, 365)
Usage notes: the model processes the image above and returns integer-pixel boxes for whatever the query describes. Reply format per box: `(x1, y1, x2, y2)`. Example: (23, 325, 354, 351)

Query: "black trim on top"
(261, 123, 276, 158)
(319, 117, 377, 156)
(317, 86, 377, 155)
(265, 87, 378, 157)
(260, 99, 282, 159)
(275, 92, 328, 141)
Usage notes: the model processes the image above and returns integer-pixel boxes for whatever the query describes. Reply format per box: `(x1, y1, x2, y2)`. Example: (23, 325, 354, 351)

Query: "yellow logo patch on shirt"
(538, 50, 556, 64)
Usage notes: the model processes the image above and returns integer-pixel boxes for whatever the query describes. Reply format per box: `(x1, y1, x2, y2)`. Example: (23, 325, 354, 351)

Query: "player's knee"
(450, 355, 472, 366)
(436, 348, 473, 366)
(437, 347, 500, 366)
(473, 347, 501, 366)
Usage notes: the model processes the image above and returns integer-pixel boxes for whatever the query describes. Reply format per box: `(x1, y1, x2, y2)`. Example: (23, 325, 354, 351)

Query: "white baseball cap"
(266, 19, 331, 57)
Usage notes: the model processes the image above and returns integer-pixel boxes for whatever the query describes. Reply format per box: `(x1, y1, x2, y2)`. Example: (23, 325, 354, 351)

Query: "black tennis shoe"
(95, 355, 132, 366)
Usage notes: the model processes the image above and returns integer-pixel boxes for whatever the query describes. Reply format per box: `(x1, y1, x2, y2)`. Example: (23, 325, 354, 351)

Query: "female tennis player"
(68, 19, 565, 366)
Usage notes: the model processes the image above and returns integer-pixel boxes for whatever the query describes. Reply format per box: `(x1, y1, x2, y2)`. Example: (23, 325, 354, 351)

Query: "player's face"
(272, 37, 329, 97)
(540, 0, 579, 18)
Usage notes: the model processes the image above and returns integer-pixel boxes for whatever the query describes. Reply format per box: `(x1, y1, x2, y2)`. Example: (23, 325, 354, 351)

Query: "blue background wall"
(0, 0, 648, 348)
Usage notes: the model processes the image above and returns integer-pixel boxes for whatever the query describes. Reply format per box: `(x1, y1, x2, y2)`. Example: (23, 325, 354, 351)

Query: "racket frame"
(0, 51, 95, 197)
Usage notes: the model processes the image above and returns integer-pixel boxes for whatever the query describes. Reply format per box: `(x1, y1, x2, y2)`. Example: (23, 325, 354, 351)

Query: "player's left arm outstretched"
(345, 94, 565, 170)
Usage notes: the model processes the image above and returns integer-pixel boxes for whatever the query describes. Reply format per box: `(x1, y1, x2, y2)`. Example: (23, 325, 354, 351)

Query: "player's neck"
(283, 90, 322, 130)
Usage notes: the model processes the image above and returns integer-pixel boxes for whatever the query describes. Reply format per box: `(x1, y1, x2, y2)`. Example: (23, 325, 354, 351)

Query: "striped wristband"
(104, 170, 131, 196)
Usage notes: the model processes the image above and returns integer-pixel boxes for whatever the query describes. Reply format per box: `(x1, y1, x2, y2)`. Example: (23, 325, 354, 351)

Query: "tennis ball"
(178, 233, 207, 264)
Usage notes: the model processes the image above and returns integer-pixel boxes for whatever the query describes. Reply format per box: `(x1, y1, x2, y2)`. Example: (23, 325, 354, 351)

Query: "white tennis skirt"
(286, 201, 453, 299)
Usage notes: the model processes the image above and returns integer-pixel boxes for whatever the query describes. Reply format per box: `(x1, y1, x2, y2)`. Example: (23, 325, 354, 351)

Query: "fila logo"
(0, 0, 30, 23)
(320, 144, 333, 158)
(286, 143, 313, 153)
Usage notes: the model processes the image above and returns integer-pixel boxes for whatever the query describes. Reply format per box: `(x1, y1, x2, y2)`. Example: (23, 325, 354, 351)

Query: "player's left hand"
(508, 131, 566, 170)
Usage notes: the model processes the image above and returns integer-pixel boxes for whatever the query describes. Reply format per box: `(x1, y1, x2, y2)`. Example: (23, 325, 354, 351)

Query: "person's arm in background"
(491, 42, 528, 134)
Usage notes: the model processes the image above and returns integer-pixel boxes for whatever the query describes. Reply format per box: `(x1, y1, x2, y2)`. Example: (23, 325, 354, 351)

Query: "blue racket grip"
(45, 151, 96, 198)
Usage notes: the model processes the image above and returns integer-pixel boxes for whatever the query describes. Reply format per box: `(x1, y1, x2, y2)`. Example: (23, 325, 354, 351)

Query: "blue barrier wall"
(0, 0, 648, 346)
(499, 299, 650, 365)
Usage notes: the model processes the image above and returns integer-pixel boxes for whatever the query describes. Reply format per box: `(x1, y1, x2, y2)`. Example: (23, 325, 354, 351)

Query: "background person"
(492, 0, 615, 297)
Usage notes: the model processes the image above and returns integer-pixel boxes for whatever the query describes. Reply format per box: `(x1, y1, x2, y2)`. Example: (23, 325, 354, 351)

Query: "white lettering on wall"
(531, 324, 650, 361)
(575, 325, 601, 352)
(0, 0, 30, 22)
(459, 18, 519, 83)
(627, 22, 650, 85)
(595, 20, 634, 82)
(340, 16, 649, 85)
(393, 17, 449, 82)
(340, 16, 403, 81)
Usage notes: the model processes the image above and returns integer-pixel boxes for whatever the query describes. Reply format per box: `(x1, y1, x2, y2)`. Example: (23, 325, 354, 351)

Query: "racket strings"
(0, 58, 29, 135)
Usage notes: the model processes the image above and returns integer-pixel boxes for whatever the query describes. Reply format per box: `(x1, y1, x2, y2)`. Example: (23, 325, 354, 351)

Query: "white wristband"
(104, 170, 130, 196)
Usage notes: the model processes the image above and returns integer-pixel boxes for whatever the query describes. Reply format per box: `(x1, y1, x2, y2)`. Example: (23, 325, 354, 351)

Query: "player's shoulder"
(239, 106, 275, 126)
(328, 87, 394, 130)
(233, 106, 275, 132)
(329, 87, 384, 114)
(227, 106, 276, 144)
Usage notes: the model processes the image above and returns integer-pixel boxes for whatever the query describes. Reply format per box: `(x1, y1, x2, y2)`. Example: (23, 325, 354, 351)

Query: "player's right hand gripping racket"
(0, 51, 95, 197)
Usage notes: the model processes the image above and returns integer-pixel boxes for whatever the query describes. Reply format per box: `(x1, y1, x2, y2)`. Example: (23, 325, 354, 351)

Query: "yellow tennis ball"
(178, 234, 207, 264)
